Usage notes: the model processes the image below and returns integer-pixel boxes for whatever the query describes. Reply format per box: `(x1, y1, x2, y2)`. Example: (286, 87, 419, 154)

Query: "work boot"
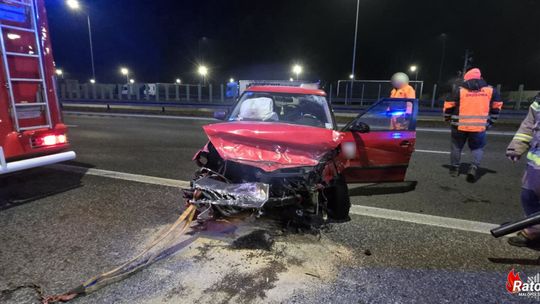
(449, 166, 459, 177)
(467, 165, 478, 183)
(508, 231, 540, 248)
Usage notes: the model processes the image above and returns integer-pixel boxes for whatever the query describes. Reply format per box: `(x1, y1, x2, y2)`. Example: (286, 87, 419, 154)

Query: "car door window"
(355, 100, 415, 131)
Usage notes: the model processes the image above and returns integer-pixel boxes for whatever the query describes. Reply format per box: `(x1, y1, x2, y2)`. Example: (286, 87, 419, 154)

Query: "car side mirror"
(214, 110, 228, 120)
(349, 121, 370, 133)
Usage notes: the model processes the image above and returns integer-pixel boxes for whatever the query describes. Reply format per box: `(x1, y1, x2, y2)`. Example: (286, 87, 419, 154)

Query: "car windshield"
(228, 92, 334, 129)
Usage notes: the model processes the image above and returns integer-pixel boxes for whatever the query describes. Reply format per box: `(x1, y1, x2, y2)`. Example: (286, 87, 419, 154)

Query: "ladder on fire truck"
(0, 0, 52, 132)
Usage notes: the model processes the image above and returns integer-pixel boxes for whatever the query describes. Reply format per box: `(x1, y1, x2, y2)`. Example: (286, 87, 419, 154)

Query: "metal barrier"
(60, 81, 235, 104)
(334, 80, 424, 106)
(59, 80, 539, 111)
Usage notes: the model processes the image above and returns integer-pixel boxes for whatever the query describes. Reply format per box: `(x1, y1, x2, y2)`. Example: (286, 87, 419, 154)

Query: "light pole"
(198, 65, 208, 85)
(292, 65, 303, 81)
(410, 65, 419, 91)
(66, 0, 96, 82)
(120, 67, 129, 83)
(409, 65, 419, 81)
(350, 0, 360, 103)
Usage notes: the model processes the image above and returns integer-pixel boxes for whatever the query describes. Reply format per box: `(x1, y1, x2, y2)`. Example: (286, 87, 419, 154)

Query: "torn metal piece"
(192, 177, 270, 209)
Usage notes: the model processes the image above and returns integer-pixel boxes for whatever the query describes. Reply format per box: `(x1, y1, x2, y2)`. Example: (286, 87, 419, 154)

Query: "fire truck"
(0, 0, 75, 175)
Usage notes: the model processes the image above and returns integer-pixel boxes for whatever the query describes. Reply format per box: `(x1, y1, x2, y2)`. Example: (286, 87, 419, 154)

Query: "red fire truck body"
(0, 0, 75, 175)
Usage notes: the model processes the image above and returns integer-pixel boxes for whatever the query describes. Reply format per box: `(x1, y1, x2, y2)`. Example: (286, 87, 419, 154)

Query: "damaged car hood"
(203, 122, 344, 172)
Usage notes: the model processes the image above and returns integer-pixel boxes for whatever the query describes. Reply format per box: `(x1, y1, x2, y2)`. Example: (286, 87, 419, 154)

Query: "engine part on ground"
(491, 212, 540, 238)
(41, 205, 197, 304)
(192, 176, 270, 209)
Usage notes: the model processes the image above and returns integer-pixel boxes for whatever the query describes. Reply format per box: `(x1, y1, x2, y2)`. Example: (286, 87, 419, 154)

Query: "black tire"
(324, 175, 351, 222)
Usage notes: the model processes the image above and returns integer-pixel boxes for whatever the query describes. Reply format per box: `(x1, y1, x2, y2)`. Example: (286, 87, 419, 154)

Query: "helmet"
(391, 72, 409, 89)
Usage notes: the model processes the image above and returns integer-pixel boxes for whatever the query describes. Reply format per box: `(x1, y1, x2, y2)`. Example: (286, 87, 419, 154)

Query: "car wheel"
(324, 175, 351, 222)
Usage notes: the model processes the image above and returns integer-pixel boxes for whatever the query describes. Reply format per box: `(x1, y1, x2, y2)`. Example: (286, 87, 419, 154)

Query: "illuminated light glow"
(390, 111, 406, 116)
(120, 67, 129, 75)
(198, 65, 208, 76)
(7, 33, 20, 40)
(349, 74, 355, 79)
(42, 135, 57, 146)
(392, 133, 403, 139)
(130, 79, 135, 84)
(229, 78, 235, 83)
(410, 65, 418, 72)
(55, 69, 63, 76)
(176, 78, 181, 84)
(292, 64, 303, 75)
(66, 0, 81, 10)
(90, 79, 96, 84)
(289, 78, 294, 82)
(57, 134, 67, 144)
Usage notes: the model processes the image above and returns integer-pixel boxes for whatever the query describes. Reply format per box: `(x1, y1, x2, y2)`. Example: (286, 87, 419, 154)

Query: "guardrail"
(58, 80, 539, 112)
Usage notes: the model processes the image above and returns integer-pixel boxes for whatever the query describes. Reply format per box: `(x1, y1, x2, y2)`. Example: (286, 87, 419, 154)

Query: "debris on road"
(231, 229, 274, 251)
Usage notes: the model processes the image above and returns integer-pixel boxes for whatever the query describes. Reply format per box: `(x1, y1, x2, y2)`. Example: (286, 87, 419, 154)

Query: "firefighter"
(506, 93, 540, 247)
(390, 72, 416, 99)
(443, 68, 503, 182)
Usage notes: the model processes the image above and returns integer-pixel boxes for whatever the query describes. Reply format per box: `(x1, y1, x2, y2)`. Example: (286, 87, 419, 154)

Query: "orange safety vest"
(452, 87, 493, 132)
(390, 85, 416, 99)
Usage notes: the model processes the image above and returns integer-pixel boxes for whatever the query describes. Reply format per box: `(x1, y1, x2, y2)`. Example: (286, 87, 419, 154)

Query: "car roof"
(246, 86, 327, 96)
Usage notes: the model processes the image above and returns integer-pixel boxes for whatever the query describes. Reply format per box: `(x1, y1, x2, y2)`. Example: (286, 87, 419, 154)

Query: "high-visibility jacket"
(507, 99, 540, 192)
(507, 100, 540, 169)
(390, 85, 416, 99)
(443, 80, 503, 132)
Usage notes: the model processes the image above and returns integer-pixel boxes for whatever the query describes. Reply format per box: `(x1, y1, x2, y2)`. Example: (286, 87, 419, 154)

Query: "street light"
(65, 0, 96, 81)
(176, 78, 181, 84)
(198, 65, 208, 84)
(66, 0, 80, 9)
(55, 69, 63, 76)
(349, 74, 355, 80)
(289, 78, 294, 82)
(90, 79, 96, 84)
(129, 79, 135, 84)
(229, 78, 235, 83)
(120, 67, 129, 83)
(292, 65, 303, 80)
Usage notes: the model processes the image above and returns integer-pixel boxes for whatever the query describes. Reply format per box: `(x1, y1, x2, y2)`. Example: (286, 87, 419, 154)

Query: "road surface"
(1, 112, 539, 304)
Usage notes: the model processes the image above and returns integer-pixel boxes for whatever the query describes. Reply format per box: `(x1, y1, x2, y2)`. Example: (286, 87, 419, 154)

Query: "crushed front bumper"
(191, 177, 270, 209)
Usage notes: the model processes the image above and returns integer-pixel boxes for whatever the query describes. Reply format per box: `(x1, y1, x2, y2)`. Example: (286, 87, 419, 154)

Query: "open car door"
(340, 98, 418, 183)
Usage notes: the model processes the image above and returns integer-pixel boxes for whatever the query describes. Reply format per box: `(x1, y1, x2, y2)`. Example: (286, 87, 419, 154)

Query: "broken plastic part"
(192, 177, 270, 209)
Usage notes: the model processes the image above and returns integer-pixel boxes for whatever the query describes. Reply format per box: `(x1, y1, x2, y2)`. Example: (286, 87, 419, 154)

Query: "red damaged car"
(185, 83, 417, 224)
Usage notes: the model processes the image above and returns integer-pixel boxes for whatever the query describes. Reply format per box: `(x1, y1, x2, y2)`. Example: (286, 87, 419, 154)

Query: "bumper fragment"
(192, 177, 270, 209)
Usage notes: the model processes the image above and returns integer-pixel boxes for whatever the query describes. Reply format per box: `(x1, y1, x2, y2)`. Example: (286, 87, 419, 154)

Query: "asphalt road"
(1, 112, 540, 304)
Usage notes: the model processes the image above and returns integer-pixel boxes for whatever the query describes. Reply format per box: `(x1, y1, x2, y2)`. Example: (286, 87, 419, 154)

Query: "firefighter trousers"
(521, 165, 540, 238)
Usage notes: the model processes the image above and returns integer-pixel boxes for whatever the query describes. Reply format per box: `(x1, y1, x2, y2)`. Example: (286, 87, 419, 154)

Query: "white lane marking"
(349, 205, 498, 235)
(415, 149, 451, 155)
(49, 164, 498, 235)
(416, 127, 515, 136)
(65, 124, 79, 128)
(64, 111, 217, 122)
(49, 164, 190, 188)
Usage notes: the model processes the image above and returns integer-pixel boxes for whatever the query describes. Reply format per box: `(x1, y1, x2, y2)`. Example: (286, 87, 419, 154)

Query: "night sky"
(45, 0, 540, 90)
